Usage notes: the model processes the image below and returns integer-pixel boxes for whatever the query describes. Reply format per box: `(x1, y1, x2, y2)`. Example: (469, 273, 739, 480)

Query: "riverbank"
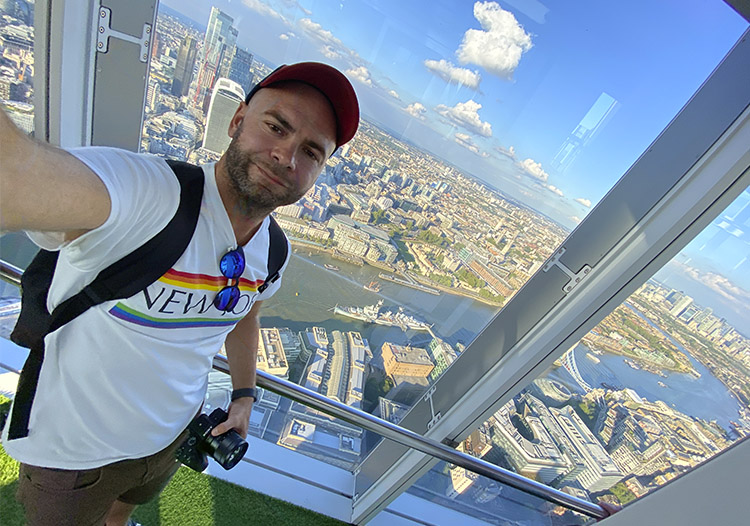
(581, 335, 697, 377)
(289, 238, 504, 308)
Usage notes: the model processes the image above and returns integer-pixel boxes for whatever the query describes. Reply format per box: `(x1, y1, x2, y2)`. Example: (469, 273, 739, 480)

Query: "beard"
(224, 134, 308, 216)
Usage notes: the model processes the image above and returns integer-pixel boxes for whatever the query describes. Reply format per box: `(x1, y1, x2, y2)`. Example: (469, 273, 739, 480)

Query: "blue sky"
(162, 0, 749, 328)
(164, 0, 746, 227)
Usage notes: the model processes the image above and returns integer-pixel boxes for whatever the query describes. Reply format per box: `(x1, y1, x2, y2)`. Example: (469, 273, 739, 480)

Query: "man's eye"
(268, 123, 282, 134)
(304, 148, 320, 162)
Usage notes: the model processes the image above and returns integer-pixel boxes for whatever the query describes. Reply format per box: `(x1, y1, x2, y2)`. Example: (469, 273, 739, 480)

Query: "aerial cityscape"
(1, 0, 749, 523)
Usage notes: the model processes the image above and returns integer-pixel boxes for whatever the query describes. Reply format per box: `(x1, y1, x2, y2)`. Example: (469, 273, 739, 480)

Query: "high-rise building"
(193, 7, 238, 110)
(381, 342, 433, 379)
(256, 328, 289, 379)
(171, 35, 198, 97)
(201, 78, 244, 154)
(228, 47, 254, 94)
(145, 80, 160, 112)
(670, 295, 694, 318)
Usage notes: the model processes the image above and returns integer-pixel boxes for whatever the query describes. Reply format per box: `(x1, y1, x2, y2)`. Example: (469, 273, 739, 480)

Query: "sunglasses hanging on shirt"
(214, 247, 246, 312)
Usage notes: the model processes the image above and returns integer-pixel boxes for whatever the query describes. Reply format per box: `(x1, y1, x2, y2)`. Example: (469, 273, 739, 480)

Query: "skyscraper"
(228, 47, 254, 94)
(670, 295, 694, 318)
(193, 7, 238, 111)
(171, 35, 198, 98)
(201, 78, 244, 154)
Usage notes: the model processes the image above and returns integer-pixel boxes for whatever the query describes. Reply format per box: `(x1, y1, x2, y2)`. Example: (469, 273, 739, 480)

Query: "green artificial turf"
(0, 397, 347, 526)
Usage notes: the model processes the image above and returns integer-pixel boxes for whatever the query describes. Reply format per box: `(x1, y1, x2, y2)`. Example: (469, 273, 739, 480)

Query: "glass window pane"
(1, 2, 38, 268)
(207, 368, 371, 471)
(141, 0, 747, 462)
(417, 187, 750, 515)
(410, 460, 592, 525)
(0, 1, 35, 136)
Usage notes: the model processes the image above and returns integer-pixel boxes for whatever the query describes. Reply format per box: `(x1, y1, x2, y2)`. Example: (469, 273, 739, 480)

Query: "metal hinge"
(423, 386, 441, 430)
(97, 6, 152, 62)
(543, 247, 592, 293)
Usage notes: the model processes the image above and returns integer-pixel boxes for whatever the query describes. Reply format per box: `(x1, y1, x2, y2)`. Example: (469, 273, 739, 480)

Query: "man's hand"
(211, 397, 253, 439)
(596, 501, 622, 520)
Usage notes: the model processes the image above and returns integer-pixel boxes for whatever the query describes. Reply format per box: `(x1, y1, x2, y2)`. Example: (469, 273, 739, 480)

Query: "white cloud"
(496, 145, 516, 159)
(547, 185, 564, 197)
(435, 99, 492, 137)
(518, 158, 548, 182)
(455, 133, 489, 157)
(321, 45, 341, 60)
(347, 66, 373, 86)
(575, 197, 592, 208)
(424, 59, 481, 90)
(279, 33, 292, 41)
(388, 90, 400, 100)
(298, 18, 352, 61)
(278, 0, 311, 16)
(679, 264, 750, 305)
(571, 216, 582, 224)
(457, 1, 533, 79)
(405, 102, 427, 119)
(242, 0, 285, 20)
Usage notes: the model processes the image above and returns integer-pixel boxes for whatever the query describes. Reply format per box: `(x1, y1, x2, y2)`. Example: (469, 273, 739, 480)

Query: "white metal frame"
(33, 0, 99, 147)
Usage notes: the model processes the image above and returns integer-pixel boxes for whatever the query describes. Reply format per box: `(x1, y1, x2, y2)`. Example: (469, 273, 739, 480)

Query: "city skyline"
(155, 0, 750, 331)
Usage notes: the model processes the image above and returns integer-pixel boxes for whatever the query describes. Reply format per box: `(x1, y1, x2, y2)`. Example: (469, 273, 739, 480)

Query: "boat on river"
(324, 263, 340, 271)
(586, 353, 601, 363)
(364, 281, 381, 292)
(624, 359, 641, 370)
(333, 300, 431, 331)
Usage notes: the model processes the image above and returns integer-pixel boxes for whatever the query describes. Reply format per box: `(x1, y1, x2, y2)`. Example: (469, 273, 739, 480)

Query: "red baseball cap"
(245, 62, 360, 148)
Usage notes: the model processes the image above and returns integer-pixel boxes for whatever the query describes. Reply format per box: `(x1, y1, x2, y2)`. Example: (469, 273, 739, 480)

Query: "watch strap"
(231, 387, 258, 402)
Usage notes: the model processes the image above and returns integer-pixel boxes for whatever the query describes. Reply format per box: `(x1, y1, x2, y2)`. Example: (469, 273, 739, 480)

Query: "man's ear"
(228, 102, 248, 137)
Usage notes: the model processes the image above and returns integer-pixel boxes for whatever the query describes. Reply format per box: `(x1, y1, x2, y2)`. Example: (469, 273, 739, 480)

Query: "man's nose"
(271, 139, 296, 170)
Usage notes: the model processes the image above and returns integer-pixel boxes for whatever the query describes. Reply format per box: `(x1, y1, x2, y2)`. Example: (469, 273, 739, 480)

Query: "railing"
(0, 258, 609, 521)
(0, 260, 22, 287)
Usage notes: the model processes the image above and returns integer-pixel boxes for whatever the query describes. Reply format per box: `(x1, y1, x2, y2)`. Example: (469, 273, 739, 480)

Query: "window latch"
(543, 247, 592, 293)
(423, 386, 441, 430)
(97, 6, 152, 63)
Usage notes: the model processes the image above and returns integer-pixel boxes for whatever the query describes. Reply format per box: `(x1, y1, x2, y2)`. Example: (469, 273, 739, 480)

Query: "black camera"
(175, 408, 248, 472)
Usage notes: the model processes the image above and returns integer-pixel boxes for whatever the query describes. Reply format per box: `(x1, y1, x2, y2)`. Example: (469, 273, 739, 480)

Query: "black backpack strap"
(47, 161, 204, 334)
(8, 160, 204, 440)
(258, 215, 288, 294)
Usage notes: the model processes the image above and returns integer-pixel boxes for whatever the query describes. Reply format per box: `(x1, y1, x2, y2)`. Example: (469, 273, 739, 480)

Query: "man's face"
(223, 81, 337, 213)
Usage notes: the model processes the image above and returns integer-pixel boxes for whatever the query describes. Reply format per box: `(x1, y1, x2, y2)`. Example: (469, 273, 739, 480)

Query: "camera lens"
(208, 430, 249, 470)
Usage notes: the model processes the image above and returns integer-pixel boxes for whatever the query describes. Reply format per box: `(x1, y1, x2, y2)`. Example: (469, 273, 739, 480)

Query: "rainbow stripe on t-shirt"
(158, 268, 263, 292)
(107, 268, 264, 329)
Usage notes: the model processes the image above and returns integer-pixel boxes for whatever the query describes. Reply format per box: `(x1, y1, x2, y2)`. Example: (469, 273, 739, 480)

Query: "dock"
(378, 272, 440, 296)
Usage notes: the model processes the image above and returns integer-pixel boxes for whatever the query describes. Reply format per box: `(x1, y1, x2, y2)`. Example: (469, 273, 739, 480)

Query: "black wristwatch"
(231, 387, 258, 402)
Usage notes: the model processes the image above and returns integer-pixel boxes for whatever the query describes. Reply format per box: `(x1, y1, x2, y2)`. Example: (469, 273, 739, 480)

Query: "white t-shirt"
(2, 147, 289, 469)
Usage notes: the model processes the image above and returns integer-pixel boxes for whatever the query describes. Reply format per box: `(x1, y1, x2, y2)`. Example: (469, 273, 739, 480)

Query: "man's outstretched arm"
(0, 108, 111, 238)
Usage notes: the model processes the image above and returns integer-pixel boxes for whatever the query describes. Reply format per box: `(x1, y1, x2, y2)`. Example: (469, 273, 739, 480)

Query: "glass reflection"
(206, 369, 369, 470)
(411, 459, 590, 525)
(411, 188, 750, 515)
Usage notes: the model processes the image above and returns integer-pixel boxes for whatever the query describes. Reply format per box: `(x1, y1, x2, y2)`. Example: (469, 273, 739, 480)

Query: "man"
(0, 62, 359, 526)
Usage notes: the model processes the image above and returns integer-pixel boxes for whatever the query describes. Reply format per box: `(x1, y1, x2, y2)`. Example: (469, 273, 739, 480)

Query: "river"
(261, 250, 500, 350)
(266, 250, 746, 432)
(550, 342, 745, 432)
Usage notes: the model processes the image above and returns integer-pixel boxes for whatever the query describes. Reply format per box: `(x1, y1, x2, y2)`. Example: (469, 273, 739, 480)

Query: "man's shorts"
(16, 429, 189, 526)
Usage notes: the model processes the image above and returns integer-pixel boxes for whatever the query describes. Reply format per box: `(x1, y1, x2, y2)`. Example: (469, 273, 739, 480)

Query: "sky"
(161, 0, 749, 329)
